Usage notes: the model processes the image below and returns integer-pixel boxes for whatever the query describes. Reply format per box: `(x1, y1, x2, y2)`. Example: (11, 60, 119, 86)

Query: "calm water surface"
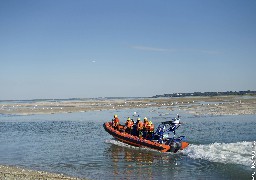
(0, 107, 255, 179)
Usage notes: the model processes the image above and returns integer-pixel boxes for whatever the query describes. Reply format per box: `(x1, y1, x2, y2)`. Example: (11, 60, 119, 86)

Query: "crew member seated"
(112, 114, 120, 130)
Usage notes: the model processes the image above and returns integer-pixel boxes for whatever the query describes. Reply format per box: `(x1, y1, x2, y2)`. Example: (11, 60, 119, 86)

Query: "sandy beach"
(0, 95, 256, 116)
(0, 165, 83, 180)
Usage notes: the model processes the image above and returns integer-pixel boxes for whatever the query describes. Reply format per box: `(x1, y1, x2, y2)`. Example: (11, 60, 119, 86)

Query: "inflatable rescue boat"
(103, 119, 189, 153)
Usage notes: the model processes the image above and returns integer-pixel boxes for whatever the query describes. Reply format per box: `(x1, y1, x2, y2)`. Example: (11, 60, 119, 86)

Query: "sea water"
(0, 107, 255, 179)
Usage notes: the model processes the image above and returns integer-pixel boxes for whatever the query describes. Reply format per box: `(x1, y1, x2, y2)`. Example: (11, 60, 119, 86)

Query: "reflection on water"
(108, 144, 155, 179)
(104, 140, 196, 179)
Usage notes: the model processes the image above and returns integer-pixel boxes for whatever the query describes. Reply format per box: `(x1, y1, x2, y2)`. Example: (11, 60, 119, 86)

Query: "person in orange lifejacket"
(147, 121, 155, 140)
(125, 117, 133, 134)
(143, 117, 150, 138)
(136, 118, 144, 138)
(112, 114, 120, 130)
(143, 117, 149, 130)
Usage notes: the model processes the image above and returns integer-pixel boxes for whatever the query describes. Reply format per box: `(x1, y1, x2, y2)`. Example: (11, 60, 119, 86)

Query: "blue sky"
(0, 0, 256, 99)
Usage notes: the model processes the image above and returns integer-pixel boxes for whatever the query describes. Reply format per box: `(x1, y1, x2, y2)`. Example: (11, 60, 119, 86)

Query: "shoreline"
(0, 165, 84, 180)
(0, 95, 256, 116)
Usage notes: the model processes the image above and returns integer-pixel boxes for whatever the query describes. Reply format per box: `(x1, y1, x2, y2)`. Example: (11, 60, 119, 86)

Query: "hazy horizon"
(1, 0, 256, 100)
(0, 89, 255, 101)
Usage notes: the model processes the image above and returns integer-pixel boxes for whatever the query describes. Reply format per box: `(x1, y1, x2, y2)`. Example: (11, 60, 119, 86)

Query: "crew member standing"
(136, 118, 143, 138)
(147, 121, 155, 140)
(125, 117, 133, 134)
(143, 117, 149, 138)
(112, 114, 120, 130)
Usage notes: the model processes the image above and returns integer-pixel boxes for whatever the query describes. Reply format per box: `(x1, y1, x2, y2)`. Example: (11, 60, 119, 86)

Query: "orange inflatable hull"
(103, 122, 189, 153)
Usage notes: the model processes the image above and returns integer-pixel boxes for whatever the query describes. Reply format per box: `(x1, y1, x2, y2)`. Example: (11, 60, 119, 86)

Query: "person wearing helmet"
(143, 117, 149, 138)
(112, 114, 120, 130)
(147, 121, 155, 140)
(125, 117, 133, 134)
(136, 118, 143, 138)
(143, 117, 149, 127)
(169, 114, 181, 136)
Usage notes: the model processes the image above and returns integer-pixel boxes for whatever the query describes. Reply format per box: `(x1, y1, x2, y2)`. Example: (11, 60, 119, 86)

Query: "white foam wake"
(105, 139, 159, 152)
(182, 141, 253, 166)
(105, 139, 133, 148)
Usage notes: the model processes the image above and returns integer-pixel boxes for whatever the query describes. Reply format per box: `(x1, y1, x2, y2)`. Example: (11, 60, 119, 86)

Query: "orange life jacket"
(149, 124, 154, 132)
(125, 120, 133, 129)
(144, 121, 150, 131)
(113, 118, 120, 127)
(137, 121, 143, 131)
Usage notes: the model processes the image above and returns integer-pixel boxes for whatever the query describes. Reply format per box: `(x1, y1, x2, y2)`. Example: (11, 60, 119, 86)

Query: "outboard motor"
(169, 141, 182, 153)
(168, 136, 186, 153)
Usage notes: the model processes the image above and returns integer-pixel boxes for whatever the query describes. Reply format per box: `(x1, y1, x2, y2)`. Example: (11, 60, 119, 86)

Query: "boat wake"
(105, 139, 135, 148)
(182, 141, 253, 167)
(106, 139, 253, 167)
